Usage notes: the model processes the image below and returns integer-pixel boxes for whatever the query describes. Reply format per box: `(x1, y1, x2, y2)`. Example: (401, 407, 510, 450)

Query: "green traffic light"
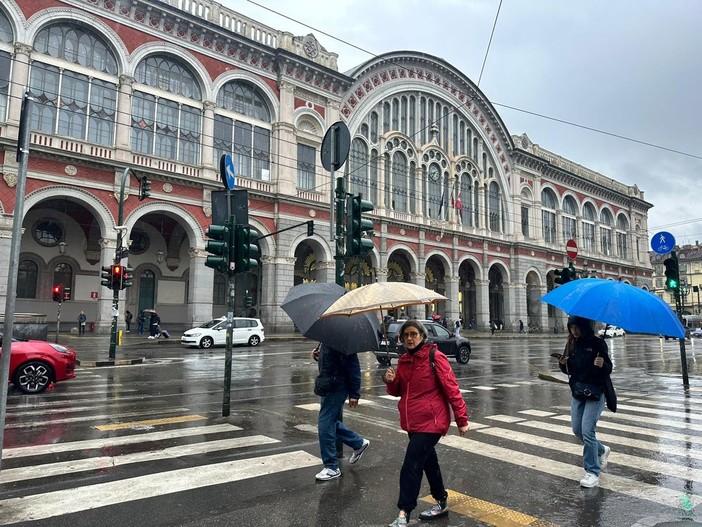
(205, 223, 230, 272)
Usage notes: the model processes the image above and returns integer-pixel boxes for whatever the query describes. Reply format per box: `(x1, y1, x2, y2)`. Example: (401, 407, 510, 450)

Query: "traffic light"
(101, 265, 113, 289)
(63, 287, 71, 301)
(307, 220, 314, 237)
(234, 224, 260, 273)
(138, 176, 151, 201)
(567, 265, 578, 282)
(244, 295, 253, 309)
(52, 285, 63, 302)
(111, 264, 124, 290)
(346, 194, 375, 256)
(205, 223, 230, 273)
(123, 265, 134, 289)
(664, 252, 680, 291)
(554, 267, 571, 286)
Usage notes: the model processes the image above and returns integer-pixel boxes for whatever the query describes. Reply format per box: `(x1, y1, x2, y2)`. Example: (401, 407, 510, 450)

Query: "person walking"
(556, 316, 612, 488)
(148, 312, 161, 339)
(454, 318, 461, 337)
(382, 320, 469, 526)
(137, 311, 145, 335)
(78, 311, 87, 335)
(312, 343, 370, 481)
(125, 310, 133, 333)
(519, 319, 525, 334)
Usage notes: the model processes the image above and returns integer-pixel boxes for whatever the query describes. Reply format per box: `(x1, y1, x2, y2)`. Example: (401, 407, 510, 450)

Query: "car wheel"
(455, 346, 471, 365)
(200, 336, 214, 349)
(376, 355, 391, 366)
(12, 361, 54, 394)
(248, 335, 261, 347)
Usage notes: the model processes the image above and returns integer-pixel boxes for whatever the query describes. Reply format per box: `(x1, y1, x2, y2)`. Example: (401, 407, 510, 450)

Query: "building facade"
(0, 0, 654, 334)
(650, 244, 702, 316)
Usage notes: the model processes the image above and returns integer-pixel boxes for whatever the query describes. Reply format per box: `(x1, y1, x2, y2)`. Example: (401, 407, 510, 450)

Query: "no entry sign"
(566, 239, 578, 260)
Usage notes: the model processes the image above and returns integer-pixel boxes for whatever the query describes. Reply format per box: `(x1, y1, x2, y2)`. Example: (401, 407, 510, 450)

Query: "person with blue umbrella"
(555, 316, 612, 488)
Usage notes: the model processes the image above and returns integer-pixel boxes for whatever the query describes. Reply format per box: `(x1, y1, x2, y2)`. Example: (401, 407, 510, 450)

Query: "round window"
(129, 230, 149, 255)
(33, 220, 64, 247)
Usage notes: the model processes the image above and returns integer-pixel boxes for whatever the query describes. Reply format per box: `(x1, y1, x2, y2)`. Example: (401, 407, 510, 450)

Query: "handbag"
(572, 381, 604, 401)
(313, 374, 337, 397)
(604, 375, 617, 412)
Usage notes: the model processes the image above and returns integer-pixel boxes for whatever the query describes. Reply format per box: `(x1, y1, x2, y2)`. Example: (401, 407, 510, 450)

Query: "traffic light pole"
(55, 301, 62, 344)
(335, 176, 346, 288)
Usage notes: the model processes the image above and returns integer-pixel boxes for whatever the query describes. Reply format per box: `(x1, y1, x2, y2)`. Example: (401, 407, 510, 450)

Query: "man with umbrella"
(312, 342, 370, 481)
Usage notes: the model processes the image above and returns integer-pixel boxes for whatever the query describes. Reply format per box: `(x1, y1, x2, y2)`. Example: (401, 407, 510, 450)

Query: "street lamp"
(58, 241, 67, 256)
(156, 250, 165, 264)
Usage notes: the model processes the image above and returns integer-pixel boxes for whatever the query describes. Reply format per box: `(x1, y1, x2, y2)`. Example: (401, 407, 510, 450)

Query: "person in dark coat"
(383, 320, 469, 526)
(148, 312, 161, 338)
(556, 316, 612, 488)
(312, 343, 369, 481)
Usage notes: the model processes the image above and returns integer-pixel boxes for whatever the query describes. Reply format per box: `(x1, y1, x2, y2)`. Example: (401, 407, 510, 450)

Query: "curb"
(77, 357, 145, 367)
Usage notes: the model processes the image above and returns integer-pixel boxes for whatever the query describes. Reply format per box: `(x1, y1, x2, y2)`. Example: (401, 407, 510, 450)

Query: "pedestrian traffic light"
(111, 264, 125, 290)
(101, 265, 113, 289)
(664, 252, 680, 291)
(205, 223, 230, 273)
(554, 267, 572, 286)
(234, 225, 260, 273)
(52, 285, 63, 302)
(122, 265, 134, 289)
(346, 194, 375, 256)
(62, 287, 71, 301)
(138, 176, 151, 201)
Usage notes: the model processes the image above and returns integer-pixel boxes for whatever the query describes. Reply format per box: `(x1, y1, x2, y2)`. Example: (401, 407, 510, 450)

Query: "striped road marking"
(0, 435, 280, 483)
(3, 408, 192, 428)
(2, 423, 241, 459)
(95, 414, 207, 431)
(420, 489, 560, 527)
(0, 450, 321, 525)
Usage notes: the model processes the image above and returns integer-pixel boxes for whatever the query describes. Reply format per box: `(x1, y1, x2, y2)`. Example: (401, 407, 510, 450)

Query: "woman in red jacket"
(383, 320, 469, 526)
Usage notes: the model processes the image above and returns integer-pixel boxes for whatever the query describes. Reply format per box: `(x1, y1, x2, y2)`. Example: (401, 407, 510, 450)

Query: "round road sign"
(566, 239, 578, 260)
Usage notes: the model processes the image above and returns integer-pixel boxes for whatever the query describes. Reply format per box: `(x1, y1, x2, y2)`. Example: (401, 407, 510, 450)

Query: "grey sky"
(227, 0, 702, 248)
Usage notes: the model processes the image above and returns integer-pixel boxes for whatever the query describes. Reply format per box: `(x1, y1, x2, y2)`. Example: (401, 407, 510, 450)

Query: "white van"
(181, 317, 265, 348)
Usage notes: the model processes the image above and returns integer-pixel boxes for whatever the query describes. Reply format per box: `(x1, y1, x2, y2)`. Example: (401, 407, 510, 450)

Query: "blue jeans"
(318, 391, 365, 470)
(571, 395, 606, 475)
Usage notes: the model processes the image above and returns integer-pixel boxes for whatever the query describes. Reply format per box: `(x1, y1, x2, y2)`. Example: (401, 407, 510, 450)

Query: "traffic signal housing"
(111, 264, 124, 290)
(52, 285, 63, 302)
(664, 253, 680, 291)
(101, 265, 113, 289)
(138, 176, 151, 201)
(346, 194, 375, 256)
(123, 265, 134, 289)
(554, 267, 571, 286)
(306, 220, 314, 237)
(234, 225, 260, 273)
(205, 223, 230, 273)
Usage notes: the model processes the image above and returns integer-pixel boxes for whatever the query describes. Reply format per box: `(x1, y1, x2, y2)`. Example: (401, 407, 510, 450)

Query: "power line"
(477, 0, 503, 88)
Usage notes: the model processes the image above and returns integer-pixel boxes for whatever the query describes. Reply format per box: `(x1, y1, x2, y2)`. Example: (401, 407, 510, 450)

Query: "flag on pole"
(455, 192, 462, 210)
(437, 193, 445, 219)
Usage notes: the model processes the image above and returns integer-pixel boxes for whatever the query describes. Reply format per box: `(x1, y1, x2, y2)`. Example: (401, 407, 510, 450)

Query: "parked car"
(690, 328, 702, 338)
(375, 320, 471, 365)
(181, 317, 265, 348)
(0, 332, 77, 394)
(598, 326, 626, 338)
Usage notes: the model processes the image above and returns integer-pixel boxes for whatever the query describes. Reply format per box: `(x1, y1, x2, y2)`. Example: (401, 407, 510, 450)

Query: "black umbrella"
(281, 282, 381, 355)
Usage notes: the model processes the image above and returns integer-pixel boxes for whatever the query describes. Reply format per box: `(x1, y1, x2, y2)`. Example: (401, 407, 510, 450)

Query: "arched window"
(17, 260, 38, 299)
(213, 80, 271, 180)
(541, 188, 557, 243)
(30, 23, 118, 144)
(457, 171, 473, 227)
(488, 181, 501, 232)
(53, 262, 73, 292)
(0, 9, 12, 124)
(582, 202, 596, 252)
(132, 55, 202, 164)
(562, 195, 578, 243)
(599, 208, 613, 256)
(520, 189, 531, 238)
(349, 138, 368, 197)
(616, 214, 629, 259)
(391, 151, 408, 212)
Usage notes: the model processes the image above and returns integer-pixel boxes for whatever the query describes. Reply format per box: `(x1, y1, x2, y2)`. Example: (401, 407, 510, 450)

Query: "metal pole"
(222, 266, 234, 417)
(109, 168, 131, 360)
(674, 286, 690, 388)
(55, 301, 62, 343)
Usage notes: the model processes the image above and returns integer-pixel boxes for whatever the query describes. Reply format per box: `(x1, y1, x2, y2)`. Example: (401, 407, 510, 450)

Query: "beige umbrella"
(320, 282, 448, 317)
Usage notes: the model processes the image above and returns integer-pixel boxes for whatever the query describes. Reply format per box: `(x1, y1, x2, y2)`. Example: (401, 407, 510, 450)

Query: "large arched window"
(488, 181, 501, 232)
(390, 151, 408, 212)
(132, 55, 202, 165)
(17, 260, 38, 299)
(582, 202, 596, 252)
(599, 208, 613, 256)
(214, 80, 271, 180)
(0, 9, 13, 124)
(457, 169, 473, 227)
(53, 262, 73, 292)
(562, 195, 578, 243)
(616, 214, 629, 259)
(541, 188, 557, 243)
(30, 23, 118, 144)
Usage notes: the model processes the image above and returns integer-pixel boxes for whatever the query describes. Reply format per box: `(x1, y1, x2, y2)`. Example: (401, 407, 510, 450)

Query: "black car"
(374, 320, 471, 365)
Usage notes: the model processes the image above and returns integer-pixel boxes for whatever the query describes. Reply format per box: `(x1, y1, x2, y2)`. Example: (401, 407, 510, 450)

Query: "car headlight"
(49, 344, 71, 354)
(187, 332, 201, 337)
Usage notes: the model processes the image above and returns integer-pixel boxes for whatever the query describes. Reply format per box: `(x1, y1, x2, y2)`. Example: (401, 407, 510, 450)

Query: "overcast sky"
(224, 0, 702, 250)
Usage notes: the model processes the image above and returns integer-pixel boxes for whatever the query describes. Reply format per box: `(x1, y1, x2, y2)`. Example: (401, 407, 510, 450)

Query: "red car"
(0, 332, 77, 394)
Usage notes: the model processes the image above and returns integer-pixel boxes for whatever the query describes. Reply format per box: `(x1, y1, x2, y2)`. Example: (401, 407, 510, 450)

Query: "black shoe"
(419, 499, 448, 521)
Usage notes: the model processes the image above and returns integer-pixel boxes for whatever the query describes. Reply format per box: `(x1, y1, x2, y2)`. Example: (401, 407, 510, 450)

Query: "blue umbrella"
(541, 278, 685, 339)
(281, 282, 381, 354)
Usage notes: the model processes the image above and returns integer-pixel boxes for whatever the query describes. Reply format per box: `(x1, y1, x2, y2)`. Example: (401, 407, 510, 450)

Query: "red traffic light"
(111, 264, 123, 290)
(52, 285, 63, 302)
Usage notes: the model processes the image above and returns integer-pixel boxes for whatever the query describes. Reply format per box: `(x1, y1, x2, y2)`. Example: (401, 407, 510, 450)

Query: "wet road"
(2, 334, 702, 527)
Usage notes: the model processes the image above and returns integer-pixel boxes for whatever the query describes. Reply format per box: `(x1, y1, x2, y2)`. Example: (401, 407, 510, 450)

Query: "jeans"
(571, 395, 606, 475)
(318, 391, 365, 470)
(397, 432, 446, 515)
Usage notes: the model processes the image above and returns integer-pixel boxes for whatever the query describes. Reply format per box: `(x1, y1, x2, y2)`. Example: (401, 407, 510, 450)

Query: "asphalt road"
(2, 334, 702, 527)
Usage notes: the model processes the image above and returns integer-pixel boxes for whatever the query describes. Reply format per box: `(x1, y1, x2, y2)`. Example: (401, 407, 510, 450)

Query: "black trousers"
(397, 432, 447, 515)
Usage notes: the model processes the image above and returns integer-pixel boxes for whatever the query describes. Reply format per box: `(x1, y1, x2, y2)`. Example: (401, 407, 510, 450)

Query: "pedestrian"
(454, 318, 461, 337)
(137, 311, 145, 335)
(490, 320, 496, 336)
(148, 312, 161, 339)
(311, 343, 370, 481)
(78, 311, 87, 335)
(382, 320, 469, 526)
(555, 316, 612, 488)
(125, 310, 133, 333)
(519, 319, 525, 334)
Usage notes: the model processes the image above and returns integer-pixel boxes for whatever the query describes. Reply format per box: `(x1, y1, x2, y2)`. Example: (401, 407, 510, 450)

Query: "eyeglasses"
(402, 331, 421, 339)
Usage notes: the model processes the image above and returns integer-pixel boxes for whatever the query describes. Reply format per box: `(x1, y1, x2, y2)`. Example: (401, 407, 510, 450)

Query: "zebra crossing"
(1, 366, 701, 525)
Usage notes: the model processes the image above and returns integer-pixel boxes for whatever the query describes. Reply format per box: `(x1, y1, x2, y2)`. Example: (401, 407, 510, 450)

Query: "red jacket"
(386, 342, 469, 434)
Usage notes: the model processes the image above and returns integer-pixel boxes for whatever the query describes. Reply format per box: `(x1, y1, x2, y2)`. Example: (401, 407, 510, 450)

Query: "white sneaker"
(599, 445, 611, 470)
(315, 467, 341, 481)
(349, 438, 369, 464)
(580, 472, 599, 488)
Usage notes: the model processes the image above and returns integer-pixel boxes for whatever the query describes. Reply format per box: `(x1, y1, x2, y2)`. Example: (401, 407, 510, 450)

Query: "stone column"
(504, 282, 520, 332)
(7, 43, 32, 125)
(475, 279, 490, 330)
(201, 101, 216, 169)
(0, 218, 14, 307)
(187, 247, 214, 325)
(264, 255, 296, 333)
(316, 260, 336, 283)
(96, 237, 118, 333)
(538, 284, 550, 333)
(445, 275, 459, 322)
(115, 75, 134, 151)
